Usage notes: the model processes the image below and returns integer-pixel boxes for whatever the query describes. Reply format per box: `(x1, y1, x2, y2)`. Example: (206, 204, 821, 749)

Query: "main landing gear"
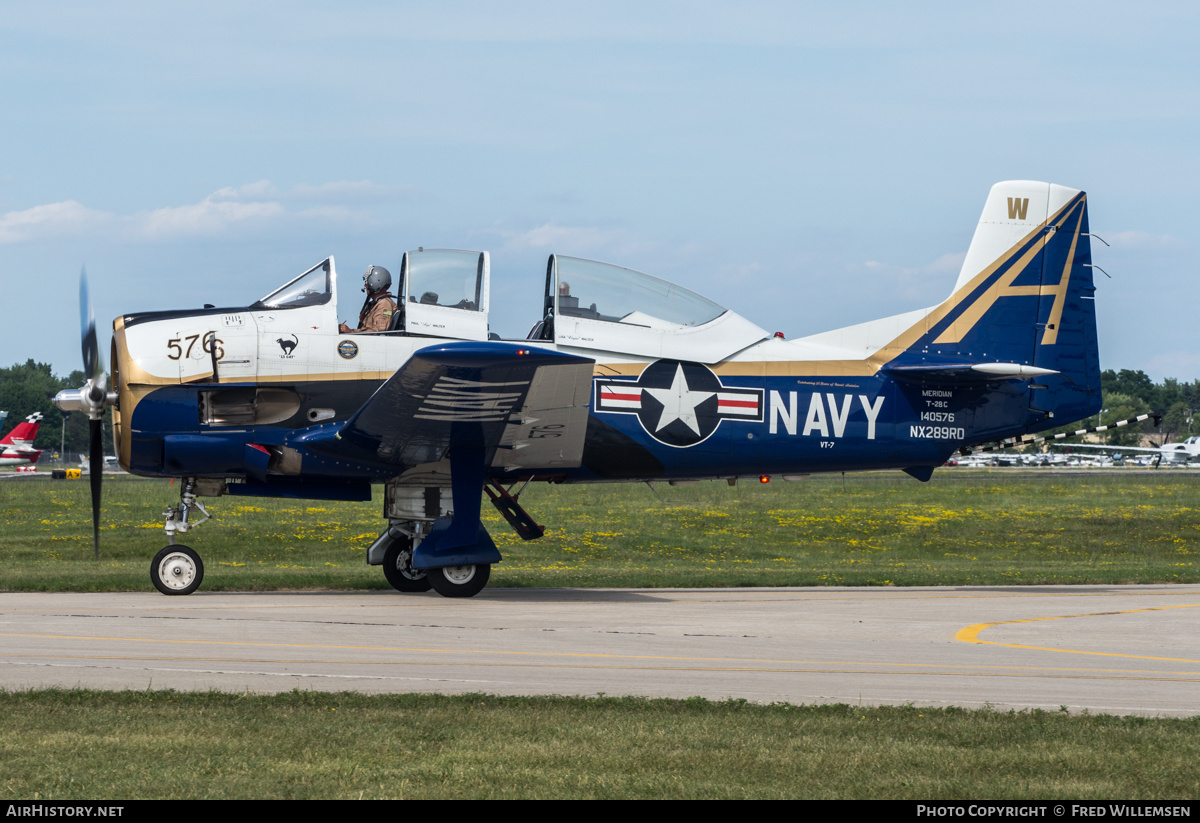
(369, 519, 494, 599)
(379, 529, 433, 593)
(428, 563, 491, 598)
(370, 471, 544, 599)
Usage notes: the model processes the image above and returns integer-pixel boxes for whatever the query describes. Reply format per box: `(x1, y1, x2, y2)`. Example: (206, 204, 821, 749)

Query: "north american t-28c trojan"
(56, 181, 1103, 597)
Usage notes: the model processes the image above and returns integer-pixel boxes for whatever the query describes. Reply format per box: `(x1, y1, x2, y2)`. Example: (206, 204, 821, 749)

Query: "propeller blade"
(80, 266, 107, 559)
(89, 417, 103, 559)
(80, 267, 107, 404)
(81, 267, 97, 378)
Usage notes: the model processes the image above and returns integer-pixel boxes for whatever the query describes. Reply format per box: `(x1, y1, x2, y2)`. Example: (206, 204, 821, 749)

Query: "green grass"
(5, 477, 1199, 801)
(2, 470, 1198, 591)
(2, 690, 1198, 800)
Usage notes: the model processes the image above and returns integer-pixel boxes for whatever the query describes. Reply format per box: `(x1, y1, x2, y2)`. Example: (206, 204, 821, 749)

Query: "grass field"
(4, 471, 1199, 800)
(3, 690, 1199, 800)
(1, 470, 1197, 591)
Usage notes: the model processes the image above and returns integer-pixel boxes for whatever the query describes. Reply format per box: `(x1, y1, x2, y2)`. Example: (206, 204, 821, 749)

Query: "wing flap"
(294, 342, 595, 473)
(492, 361, 594, 471)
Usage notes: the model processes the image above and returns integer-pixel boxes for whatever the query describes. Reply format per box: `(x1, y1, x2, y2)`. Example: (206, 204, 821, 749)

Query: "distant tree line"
(1034, 369, 1198, 448)
(0, 360, 113, 457)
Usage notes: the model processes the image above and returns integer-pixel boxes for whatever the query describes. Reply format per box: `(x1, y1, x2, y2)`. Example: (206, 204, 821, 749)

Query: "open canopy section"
(252, 258, 335, 311)
(399, 248, 490, 340)
(542, 255, 767, 363)
(554, 256, 725, 329)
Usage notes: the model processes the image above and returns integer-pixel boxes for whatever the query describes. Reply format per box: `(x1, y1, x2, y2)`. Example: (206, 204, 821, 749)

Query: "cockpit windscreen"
(406, 249, 484, 311)
(253, 260, 333, 310)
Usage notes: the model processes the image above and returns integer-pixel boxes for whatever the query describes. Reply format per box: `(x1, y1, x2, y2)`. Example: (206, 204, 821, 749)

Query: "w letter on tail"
(1007, 197, 1030, 220)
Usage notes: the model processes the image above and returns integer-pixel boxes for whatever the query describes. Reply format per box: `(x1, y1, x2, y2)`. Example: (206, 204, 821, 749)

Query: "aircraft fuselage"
(112, 311, 1040, 490)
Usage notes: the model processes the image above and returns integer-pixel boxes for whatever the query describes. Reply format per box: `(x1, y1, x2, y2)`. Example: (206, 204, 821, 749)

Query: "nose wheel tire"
(382, 536, 432, 593)
(428, 563, 490, 598)
(151, 545, 204, 596)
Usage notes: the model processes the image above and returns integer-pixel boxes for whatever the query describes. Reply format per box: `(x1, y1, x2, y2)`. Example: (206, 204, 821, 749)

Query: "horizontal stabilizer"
(961, 412, 1161, 455)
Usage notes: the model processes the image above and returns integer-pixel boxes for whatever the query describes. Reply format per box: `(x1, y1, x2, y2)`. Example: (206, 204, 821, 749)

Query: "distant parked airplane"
(0, 413, 43, 466)
(1060, 437, 1200, 467)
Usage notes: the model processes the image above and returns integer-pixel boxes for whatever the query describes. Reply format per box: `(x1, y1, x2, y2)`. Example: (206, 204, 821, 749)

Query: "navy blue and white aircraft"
(56, 180, 1102, 597)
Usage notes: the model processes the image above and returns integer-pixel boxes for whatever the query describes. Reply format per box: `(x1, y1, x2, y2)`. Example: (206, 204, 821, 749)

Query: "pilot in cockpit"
(558, 281, 578, 310)
(339, 265, 397, 334)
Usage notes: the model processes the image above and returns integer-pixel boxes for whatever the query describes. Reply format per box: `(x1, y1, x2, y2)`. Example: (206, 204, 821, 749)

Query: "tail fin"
(1, 412, 44, 446)
(884, 181, 1101, 433)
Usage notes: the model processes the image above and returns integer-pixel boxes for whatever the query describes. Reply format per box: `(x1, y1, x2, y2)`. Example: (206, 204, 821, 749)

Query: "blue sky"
(2, 2, 1196, 379)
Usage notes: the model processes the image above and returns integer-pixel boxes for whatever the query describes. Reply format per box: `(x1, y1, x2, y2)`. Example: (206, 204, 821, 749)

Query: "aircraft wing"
(294, 342, 595, 474)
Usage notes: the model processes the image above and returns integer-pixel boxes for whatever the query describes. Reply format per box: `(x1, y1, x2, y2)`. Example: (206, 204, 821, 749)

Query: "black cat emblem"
(276, 334, 299, 356)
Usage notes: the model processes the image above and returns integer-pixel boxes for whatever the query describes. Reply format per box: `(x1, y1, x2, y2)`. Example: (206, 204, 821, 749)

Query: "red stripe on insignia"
(718, 399, 759, 409)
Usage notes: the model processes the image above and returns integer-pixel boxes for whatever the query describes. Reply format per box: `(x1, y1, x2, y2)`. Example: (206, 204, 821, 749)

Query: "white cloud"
(1141, 351, 1200, 381)
(926, 251, 966, 274)
(719, 261, 763, 283)
(0, 180, 404, 244)
(295, 205, 363, 221)
(861, 251, 965, 277)
(0, 200, 112, 243)
(501, 222, 654, 258)
(504, 223, 618, 251)
(851, 251, 967, 304)
(137, 196, 285, 239)
(1108, 230, 1181, 249)
(209, 180, 280, 202)
(288, 181, 414, 203)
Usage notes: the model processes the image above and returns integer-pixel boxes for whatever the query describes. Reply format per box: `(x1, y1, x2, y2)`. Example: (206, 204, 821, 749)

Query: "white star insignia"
(643, 364, 714, 437)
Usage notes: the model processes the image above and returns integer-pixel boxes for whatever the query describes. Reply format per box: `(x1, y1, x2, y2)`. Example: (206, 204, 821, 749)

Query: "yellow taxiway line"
(956, 603, 1200, 663)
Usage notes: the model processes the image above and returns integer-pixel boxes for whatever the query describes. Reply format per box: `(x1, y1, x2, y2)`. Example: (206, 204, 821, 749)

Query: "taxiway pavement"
(2, 586, 1198, 716)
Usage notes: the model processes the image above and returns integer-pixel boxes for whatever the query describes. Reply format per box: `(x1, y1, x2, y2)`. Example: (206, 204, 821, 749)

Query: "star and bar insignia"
(594, 360, 763, 447)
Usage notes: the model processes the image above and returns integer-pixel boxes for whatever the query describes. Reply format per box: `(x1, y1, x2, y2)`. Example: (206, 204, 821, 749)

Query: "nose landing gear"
(151, 478, 214, 596)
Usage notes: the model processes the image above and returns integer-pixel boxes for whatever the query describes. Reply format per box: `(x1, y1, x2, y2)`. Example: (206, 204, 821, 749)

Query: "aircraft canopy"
(252, 259, 334, 310)
(543, 254, 767, 362)
(552, 256, 726, 329)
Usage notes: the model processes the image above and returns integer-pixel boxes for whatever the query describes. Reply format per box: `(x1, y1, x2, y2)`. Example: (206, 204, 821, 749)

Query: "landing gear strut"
(162, 479, 212, 545)
(374, 464, 547, 598)
(152, 478, 214, 596)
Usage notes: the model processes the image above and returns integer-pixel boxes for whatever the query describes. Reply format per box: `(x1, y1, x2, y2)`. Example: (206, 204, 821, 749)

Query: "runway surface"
(3, 586, 1199, 716)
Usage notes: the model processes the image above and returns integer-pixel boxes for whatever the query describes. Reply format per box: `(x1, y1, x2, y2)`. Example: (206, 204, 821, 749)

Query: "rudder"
(885, 181, 1101, 437)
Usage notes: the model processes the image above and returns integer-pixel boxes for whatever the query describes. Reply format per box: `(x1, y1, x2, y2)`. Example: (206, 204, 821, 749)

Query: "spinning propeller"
(55, 267, 115, 559)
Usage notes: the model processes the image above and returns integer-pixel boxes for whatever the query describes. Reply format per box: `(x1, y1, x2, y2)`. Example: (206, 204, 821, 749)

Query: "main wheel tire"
(382, 534, 432, 593)
(427, 563, 490, 598)
(151, 545, 204, 596)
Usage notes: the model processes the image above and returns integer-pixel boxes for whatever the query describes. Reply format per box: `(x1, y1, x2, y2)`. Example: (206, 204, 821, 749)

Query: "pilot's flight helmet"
(362, 265, 392, 293)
